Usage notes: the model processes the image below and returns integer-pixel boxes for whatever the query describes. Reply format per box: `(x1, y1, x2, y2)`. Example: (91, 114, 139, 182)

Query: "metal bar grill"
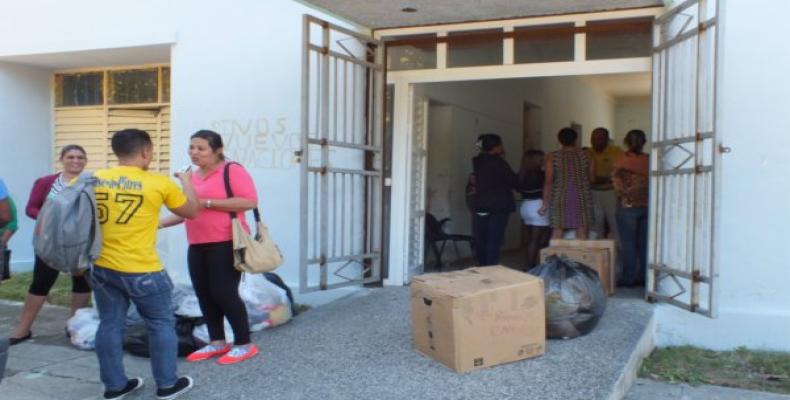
(648, 0, 719, 317)
(301, 15, 385, 293)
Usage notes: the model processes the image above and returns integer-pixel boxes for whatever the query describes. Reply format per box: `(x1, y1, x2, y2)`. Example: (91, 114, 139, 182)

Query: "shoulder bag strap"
(223, 162, 262, 225)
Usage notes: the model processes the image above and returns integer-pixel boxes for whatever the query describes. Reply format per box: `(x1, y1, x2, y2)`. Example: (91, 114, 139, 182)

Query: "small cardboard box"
(540, 246, 614, 296)
(549, 239, 617, 293)
(411, 266, 546, 373)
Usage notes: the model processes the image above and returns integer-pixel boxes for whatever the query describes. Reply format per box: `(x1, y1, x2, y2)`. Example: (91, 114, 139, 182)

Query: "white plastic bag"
(67, 308, 100, 350)
(191, 274, 293, 343)
(172, 283, 202, 317)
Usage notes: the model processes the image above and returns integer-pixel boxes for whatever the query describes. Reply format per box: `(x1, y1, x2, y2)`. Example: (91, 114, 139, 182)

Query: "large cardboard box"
(540, 246, 614, 296)
(411, 266, 546, 373)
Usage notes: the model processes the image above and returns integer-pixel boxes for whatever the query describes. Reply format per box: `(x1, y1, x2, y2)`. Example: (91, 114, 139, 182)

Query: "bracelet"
(205, 200, 213, 209)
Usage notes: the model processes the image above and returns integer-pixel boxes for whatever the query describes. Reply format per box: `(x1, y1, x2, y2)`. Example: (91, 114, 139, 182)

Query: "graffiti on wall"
(211, 117, 299, 170)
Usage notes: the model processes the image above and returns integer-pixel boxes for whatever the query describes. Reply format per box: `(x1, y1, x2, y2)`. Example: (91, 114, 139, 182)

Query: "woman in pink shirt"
(161, 130, 259, 364)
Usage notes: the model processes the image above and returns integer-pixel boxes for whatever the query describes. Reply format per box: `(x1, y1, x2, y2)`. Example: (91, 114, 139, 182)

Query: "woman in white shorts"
(518, 150, 551, 270)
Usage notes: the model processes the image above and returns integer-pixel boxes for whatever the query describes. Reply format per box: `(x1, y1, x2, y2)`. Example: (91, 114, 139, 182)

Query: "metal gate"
(648, 0, 720, 316)
(300, 15, 385, 292)
(406, 93, 429, 281)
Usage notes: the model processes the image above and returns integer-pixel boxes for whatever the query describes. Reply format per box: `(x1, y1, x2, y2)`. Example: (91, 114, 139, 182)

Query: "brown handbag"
(224, 163, 283, 273)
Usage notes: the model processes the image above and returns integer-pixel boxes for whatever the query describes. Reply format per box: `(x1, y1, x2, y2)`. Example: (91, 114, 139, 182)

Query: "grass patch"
(640, 346, 790, 395)
(0, 271, 74, 307)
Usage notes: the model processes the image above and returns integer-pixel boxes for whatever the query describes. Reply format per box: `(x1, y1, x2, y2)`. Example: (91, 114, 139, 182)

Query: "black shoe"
(9, 331, 32, 346)
(103, 377, 144, 400)
(156, 376, 194, 400)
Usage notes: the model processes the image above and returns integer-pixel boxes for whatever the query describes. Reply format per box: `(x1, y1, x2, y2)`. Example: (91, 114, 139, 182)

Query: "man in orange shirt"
(89, 129, 200, 400)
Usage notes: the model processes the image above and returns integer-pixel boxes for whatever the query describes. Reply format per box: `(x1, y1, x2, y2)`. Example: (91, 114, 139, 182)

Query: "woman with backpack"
(160, 130, 260, 365)
(9, 145, 91, 345)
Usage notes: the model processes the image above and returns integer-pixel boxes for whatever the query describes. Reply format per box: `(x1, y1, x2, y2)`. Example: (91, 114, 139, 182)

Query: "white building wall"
(0, 0, 361, 288)
(655, 0, 790, 351)
(0, 62, 52, 269)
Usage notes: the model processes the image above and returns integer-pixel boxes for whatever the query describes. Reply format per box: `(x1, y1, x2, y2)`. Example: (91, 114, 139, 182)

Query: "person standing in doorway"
(589, 127, 623, 240)
(540, 128, 595, 239)
(613, 130, 650, 287)
(160, 130, 260, 365)
(518, 150, 551, 270)
(89, 129, 200, 400)
(9, 145, 92, 345)
(472, 133, 519, 266)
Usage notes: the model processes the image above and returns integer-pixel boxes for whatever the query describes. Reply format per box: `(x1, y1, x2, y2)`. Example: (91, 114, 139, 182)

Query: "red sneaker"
(186, 344, 231, 362)
(217, 344, 259, 365)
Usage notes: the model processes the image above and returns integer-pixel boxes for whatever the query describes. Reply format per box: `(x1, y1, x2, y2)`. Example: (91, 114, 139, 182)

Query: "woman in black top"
(518, 150, 551, 270)
(471, 134, 518, 266)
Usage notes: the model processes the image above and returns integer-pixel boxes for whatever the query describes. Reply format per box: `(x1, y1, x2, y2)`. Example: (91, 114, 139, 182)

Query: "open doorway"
(414, 73, 651, 274)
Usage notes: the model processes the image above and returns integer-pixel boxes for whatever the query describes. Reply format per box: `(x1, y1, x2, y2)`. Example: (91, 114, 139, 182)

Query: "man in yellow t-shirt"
(88, 129, 199, 400)
(590, 127, 623, 241)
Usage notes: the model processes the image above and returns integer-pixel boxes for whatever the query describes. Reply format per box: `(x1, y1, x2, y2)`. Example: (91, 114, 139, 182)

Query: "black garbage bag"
(529, 255, 607, 339)
(264, 272, 297, 316)
(123, 316, 205, 358)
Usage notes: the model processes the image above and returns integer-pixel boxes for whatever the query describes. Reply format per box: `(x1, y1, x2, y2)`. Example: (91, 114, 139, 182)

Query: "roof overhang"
(302, 0, 665, 29)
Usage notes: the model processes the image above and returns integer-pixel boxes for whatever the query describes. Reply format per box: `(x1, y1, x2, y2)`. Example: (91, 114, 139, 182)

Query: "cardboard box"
(540, 246, 614, 296)
(550, 239, 617, 293)
(411, 266, 546, 373)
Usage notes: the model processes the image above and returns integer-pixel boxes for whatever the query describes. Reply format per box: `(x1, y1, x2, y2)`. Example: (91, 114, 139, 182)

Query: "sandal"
(10, 331, 32, 346)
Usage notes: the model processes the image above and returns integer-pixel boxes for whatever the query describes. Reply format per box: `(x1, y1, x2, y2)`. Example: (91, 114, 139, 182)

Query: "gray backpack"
(33, 173, 102, 274)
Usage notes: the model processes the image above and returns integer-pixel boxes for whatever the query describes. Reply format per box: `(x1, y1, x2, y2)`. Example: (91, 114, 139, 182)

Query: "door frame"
(383, 66, 656, 287)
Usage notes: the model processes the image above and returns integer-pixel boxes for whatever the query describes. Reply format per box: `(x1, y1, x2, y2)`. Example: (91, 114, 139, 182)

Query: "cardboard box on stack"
(540, 239, 616, 295)
(411, 266, 545, 373)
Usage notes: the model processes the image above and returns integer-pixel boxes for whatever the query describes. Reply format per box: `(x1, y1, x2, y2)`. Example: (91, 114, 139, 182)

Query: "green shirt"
(1, 197, 18, 233)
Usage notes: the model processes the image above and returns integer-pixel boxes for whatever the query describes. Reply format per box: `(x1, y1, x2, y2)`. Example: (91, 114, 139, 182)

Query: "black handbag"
(1, 248, 9, 281)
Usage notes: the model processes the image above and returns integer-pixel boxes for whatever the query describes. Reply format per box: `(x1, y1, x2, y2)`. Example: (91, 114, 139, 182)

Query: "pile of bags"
(66, 272, 294, 355)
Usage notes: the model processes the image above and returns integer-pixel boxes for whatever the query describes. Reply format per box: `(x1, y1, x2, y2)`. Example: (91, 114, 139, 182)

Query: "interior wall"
(614, 96, 652, 146)
(423, 80, 531, 255)
(422, 75, 621, 261)
(0, 62, 53, 271)
(539, 76, 616, 150)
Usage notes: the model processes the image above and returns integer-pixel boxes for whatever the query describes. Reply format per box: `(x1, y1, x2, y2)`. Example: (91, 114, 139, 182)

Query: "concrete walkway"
(0, 287, 653, 400)
(626, 378, 790, 400)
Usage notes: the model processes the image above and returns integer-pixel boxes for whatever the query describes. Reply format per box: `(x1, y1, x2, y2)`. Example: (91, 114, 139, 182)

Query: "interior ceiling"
(0, 44, 171, 69)
(304, 0, 664, 29)
(584, 73, 652, 98)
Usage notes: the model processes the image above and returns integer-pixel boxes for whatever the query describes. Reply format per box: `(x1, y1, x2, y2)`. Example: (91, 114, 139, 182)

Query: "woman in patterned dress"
(539, 128, 595, 239)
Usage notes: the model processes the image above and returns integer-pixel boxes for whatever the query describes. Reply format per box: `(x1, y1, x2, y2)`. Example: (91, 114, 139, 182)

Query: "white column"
(437, 32, 448, 69)
(503, 26, 515, 65)
(385, 80, 411, 286)
(575, 21, 586, 62)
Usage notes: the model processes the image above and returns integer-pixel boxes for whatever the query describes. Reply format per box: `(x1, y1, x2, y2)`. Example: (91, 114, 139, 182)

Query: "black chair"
(425, 213, 474, 271)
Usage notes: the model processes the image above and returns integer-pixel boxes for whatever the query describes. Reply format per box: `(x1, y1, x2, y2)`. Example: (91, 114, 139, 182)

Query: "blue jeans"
(474, 211, 510, 266)
(87, 266, 178, 391)
(616, 206, 648, 286)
